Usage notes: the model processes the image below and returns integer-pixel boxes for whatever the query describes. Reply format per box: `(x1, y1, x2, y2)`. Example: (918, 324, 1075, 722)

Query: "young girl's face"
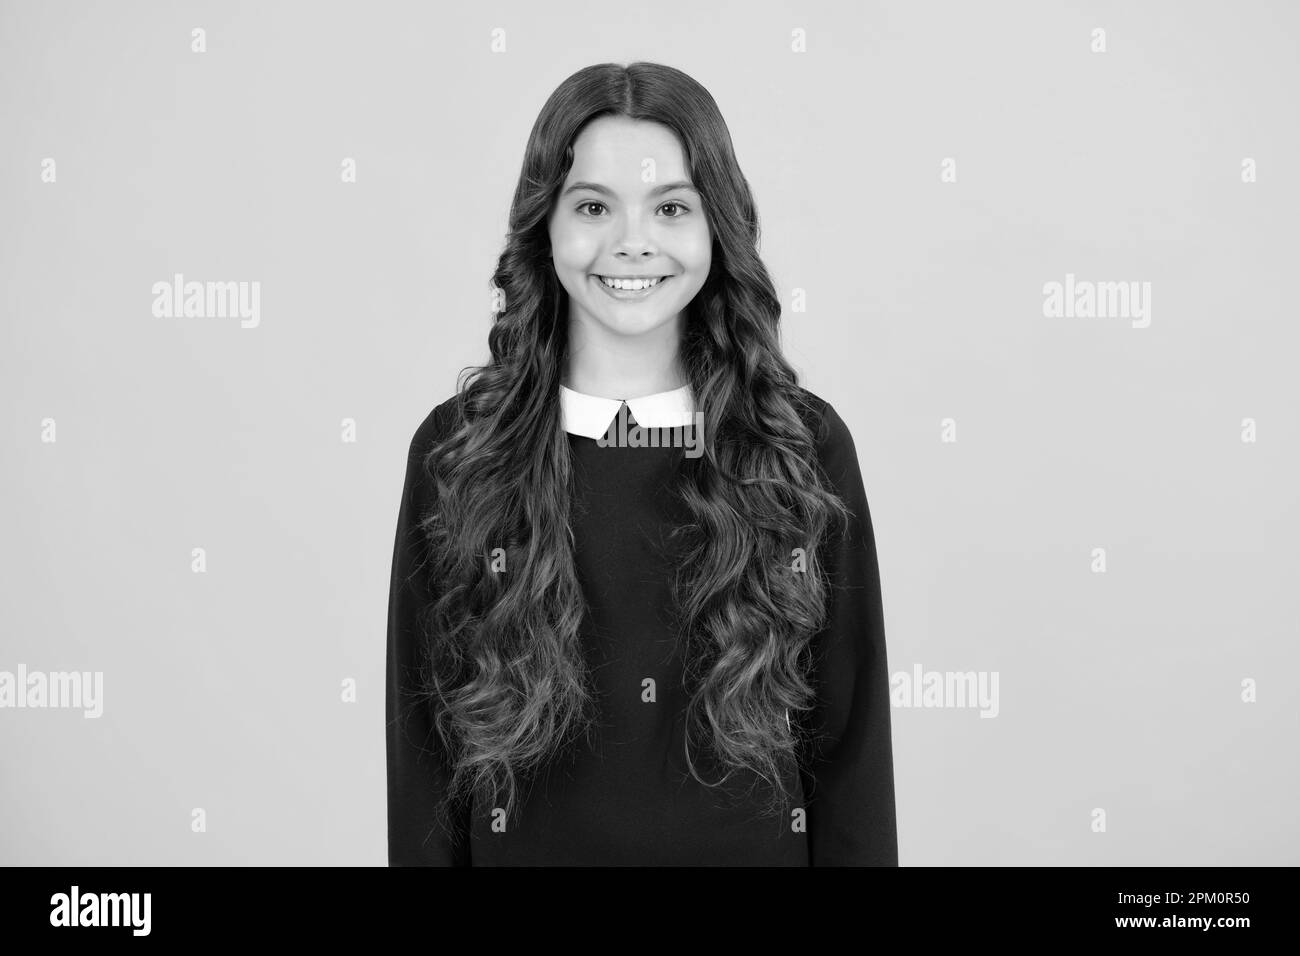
(547, 115, 712, 343)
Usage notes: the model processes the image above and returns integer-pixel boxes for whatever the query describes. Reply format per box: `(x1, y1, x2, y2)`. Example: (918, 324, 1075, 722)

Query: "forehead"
(565, 115, 689, 184)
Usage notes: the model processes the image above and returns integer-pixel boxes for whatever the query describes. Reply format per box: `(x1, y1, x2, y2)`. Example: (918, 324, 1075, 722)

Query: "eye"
(576, 200, 691, 218)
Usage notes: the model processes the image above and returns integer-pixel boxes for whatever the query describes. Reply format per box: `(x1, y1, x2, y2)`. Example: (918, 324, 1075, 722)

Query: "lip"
(592, 274, 673, 301)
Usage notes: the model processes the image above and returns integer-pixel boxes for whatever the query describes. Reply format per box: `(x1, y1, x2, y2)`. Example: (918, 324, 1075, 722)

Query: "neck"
(562, 313, 687, 400)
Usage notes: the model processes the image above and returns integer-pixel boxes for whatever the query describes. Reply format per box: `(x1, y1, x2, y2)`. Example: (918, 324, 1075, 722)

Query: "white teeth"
(599, 275, 663, 291)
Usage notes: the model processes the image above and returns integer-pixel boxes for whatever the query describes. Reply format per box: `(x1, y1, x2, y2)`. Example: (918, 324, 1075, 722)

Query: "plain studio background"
(2, 0, 1297, 866)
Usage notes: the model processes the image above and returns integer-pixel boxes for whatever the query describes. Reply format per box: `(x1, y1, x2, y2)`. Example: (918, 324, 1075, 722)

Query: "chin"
(596, 310, 677, 334)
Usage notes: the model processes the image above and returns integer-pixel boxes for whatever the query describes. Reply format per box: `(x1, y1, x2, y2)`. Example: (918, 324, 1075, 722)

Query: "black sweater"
(386, 389, 898, 865)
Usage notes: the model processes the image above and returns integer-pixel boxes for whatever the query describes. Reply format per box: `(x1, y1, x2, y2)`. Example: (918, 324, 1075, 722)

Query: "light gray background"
(2, 0, 1296, 865)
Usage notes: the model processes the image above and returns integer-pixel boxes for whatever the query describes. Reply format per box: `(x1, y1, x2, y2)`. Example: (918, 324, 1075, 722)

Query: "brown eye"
(660, 202, 689, 217)
(579, 201, 606, 216)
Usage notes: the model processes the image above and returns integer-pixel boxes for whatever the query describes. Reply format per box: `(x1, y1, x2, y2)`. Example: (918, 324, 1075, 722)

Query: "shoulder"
(407, 394, 464, 457)
(791, 386, 859, 474)
(790, 386, 866, 503)
(398, 395, 463, 507)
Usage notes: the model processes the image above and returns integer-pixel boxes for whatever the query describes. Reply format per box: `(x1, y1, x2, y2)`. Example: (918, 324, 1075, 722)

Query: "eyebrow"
(560, 180, 700, 199)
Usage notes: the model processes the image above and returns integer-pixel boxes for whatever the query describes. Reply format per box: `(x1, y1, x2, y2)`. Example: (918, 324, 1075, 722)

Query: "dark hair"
(415, 61, 850, 840)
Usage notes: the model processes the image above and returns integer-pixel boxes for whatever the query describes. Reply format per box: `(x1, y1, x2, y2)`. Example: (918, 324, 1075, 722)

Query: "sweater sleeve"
(798, 400, 899, 866)
(386, 404, 471, 866)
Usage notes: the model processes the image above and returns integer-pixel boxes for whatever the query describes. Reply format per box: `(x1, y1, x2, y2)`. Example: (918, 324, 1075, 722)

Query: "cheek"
(680, 225, 713, 272)
(550, 225, 599, 273)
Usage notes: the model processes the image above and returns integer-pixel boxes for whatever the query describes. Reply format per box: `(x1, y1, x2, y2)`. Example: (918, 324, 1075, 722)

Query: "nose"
(613, 212, 657, 258)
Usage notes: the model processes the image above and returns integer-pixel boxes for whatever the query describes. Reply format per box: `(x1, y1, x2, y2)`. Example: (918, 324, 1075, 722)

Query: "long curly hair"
(414, 61, 851, 837)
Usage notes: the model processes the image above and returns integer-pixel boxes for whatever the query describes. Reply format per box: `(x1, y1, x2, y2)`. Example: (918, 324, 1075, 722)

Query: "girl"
(386, 62, 897, 866)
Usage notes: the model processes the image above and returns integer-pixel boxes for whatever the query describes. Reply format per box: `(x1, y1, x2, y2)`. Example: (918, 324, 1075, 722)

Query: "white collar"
(559, 383, 696, 439)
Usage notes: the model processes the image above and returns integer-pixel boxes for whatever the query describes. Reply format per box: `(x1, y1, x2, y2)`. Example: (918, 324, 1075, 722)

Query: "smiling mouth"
(592, 274, 673, 298)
